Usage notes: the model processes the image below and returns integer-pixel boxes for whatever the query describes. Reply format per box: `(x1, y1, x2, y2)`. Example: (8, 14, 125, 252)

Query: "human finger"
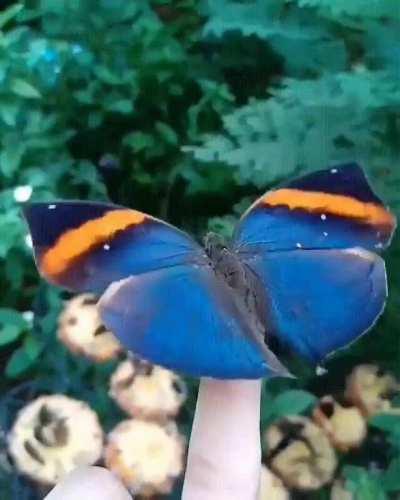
(44, 466, 132, 500)
(182, 378, 262, 500)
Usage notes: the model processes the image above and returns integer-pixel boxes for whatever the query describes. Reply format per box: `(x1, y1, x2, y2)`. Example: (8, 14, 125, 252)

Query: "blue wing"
(99, 263, 289, 379)
(233, 163, 396, 252)
(24, 201, 290, 378)
(243, 248, 387, 363)
(23, 201, 203, 293)
(232, 164, 394, 365)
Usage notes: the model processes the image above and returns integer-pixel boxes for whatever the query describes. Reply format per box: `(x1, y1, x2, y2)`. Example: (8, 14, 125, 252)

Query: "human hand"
(45, 378, 262, 500)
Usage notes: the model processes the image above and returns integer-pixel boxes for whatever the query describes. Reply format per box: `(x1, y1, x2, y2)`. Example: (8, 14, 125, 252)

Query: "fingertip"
(45, 466, 132, 500)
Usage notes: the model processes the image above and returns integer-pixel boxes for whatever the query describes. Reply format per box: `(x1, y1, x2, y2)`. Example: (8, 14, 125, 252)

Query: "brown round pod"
(345, 364, 400, 417)
(313, 396, 367, 452)
(109, 359, 187, 421)
(8, 395, 103, 485)
(258, 465, 289, 500)
(104, 419, 186, 497)
(265, 416, 337, 491)
(58, 294, 122, 362)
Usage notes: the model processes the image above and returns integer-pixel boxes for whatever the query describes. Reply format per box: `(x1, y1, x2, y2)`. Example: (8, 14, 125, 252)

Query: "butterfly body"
(204, 231, 272, 361)
(23, 163, 396, 379)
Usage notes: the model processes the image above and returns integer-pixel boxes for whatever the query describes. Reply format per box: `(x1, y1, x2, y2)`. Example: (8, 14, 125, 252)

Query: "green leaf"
(0, 3, 23, 29)
(0, 325, 22, 346)
(5, 347, 33, 378)
(0, 308, 27, 330)
(123, 131, 155, 152)
(267, 390, 317, 420)
(10, 78, 42, 99)
(104, 98, 133, 114)
(94, 65, 124, 85)
(74, 88, 95, 105)
(369, 414, 400, 434)
(23, 335, 43, 360)
(344, 466, 388, 500)
(382, 457, 400, 492)
(5, 250, 24, 290)
(0, 101, 19, 126)
(155, 121, 178, 145)
(0, 212, 24, 257)
(0, 308, 28, 346)
(0, 142, 25, 177)
(87, 111, 103, 128)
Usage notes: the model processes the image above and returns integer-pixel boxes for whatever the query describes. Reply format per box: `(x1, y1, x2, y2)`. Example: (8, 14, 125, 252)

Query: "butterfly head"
(204, 232, 229, 263)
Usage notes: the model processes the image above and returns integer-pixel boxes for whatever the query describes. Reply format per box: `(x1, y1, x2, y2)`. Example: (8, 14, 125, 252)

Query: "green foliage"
(343, 458, 400, 499)
(344, 466, 388, 500)
(369, 414, 400, 451)
(261, 389, 316, 430)
(0, 0, 400, 498)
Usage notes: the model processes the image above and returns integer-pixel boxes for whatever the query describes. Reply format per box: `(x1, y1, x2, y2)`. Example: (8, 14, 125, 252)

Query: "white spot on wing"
(296, 242, 302, 248)
(321, 213, 327, 221)
(323, 231, 328, 237)
(48, 204, 56, 210)
(330, 168, 338, 174)
(103, 244, 110, 250)
(375, 242, 383, 249)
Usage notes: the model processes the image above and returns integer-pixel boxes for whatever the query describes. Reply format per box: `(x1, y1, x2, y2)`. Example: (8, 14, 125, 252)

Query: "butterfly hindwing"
(99, 263, 288, 379)
(243, 247, 387, 364)
(233, 163, 396, 252)
(23, 201, 202, 293)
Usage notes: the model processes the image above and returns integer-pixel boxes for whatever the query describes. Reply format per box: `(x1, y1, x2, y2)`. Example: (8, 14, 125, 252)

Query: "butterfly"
(23, 163, 396, 379)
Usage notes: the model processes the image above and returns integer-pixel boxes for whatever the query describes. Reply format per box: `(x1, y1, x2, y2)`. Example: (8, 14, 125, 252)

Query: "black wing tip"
(21, 200, 122, 248)
(21, 199, 123, 223)
(286, 162, 383, 205)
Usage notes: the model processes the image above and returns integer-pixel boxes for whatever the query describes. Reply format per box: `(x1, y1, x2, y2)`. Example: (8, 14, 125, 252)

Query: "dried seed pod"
(104, 419, 185, 497)
(265, 416, 337, 491)
(345, 364, 400, 417)
(258, 465, 289, 500)
(313, 396, 367, 452)
(8, 395, 103, 485)
(58, 294, 121, 362)
(109, 359, 187, 421)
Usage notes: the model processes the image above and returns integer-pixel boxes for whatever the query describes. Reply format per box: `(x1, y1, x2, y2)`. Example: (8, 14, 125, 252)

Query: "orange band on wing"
(42, 209, 146, 277)
(262, 189, 395, 227)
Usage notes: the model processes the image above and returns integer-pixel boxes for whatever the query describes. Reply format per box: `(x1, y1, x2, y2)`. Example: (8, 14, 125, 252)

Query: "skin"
(45, 379, 262, 500)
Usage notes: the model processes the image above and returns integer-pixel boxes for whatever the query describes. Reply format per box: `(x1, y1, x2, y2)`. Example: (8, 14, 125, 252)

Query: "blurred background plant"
(0, 0, 399, 498)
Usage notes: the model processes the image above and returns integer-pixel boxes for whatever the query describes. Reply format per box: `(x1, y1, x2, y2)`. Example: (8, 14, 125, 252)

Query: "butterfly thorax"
(204, 232, 246, 289)
(204, 232, 266, 337)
